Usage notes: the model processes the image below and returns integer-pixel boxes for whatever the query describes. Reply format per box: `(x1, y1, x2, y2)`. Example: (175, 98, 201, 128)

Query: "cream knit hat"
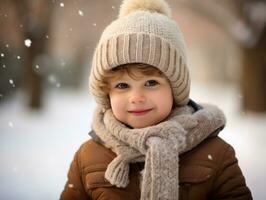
(89, 0, 190, 109)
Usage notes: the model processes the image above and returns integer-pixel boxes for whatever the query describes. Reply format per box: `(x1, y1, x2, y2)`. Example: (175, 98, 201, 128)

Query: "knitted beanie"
(89, 0, 190, 109)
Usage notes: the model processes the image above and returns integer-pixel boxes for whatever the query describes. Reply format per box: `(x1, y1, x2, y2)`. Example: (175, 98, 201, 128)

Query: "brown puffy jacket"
(60, 136, 252, 200)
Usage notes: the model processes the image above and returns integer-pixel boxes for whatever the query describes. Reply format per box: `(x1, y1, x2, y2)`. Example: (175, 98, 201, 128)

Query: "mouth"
(128, 108, 153, 116)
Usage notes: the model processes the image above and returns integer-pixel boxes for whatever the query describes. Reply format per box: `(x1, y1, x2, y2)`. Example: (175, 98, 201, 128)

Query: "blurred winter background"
(0, 0, 266, 199)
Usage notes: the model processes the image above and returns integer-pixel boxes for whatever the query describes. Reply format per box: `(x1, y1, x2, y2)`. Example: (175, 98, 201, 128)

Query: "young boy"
(60, 0, 252, 199)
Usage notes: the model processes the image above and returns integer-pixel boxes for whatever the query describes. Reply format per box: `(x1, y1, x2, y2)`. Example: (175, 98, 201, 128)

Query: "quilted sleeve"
(210, 145, 253, 200)
(60, 150, 91, 200)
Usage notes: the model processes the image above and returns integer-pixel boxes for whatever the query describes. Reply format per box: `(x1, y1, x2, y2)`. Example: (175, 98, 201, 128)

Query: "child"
(60, 0, 252, 199)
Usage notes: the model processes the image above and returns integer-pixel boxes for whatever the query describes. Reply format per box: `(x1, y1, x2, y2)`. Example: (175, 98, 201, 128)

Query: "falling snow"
(35, 65, 40, 69)
(112, 6, 115, 9)
(46, 35, 50, 39)
(17, 56, 21, 60)
(48, 74, 57, 83)
(1, 53, 4, 57)
(208, 154, 213, 160)
(9, 79, 15, 87)
(78, 10, 84, 16)
(0, 83, 265, 199)
(61, 61, 66, 66)
(24, 39, 32, 47)
(6, 44, 9, 48)
(8, 121, 14, 128)
(3, 64, 6, 68)
(48, 74, 61, 88)
(60, 2, 64, 7)
(68, 184, 74, 188)
(93, 23, 97, 26)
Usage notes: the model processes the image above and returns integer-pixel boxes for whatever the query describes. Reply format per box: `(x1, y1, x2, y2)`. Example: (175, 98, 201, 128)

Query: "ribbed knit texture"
(89, 0, 190, 109)
(92, 103, 226, 200)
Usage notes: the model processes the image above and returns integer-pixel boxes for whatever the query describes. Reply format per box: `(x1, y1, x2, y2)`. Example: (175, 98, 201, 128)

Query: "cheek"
(109, 94, 125, 119)
(152, 89, 173, 109)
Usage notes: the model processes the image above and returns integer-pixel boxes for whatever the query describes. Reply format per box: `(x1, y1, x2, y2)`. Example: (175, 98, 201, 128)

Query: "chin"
(129, 122, 155, 129)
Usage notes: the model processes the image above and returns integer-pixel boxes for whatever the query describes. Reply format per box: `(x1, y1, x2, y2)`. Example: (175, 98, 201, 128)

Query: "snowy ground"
(0, 83, 265, 200)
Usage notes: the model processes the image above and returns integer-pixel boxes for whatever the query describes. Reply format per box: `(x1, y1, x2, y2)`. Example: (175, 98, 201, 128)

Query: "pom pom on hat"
(119, 0, 172, 18)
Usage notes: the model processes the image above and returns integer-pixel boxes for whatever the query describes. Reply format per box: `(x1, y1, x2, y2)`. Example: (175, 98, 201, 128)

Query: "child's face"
(109, 67, 173, 128)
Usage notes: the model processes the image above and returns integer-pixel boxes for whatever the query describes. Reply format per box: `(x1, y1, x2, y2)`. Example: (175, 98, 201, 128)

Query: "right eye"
(115, 83, 129, 89)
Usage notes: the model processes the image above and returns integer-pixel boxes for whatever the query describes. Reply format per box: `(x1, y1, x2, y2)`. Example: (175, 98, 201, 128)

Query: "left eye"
(145, 80, 158, 87)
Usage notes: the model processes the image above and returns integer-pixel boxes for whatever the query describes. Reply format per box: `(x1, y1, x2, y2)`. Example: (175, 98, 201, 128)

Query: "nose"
(129, 90, 146, 104)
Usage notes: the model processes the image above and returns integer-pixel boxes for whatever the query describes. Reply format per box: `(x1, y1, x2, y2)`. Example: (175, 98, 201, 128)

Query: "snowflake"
(13, 167, 17, 172)
(9, 122, 14, 128)
(1, 53, 4, 57)
(60, 2, 64, 7)
(9, 79, 15, 87)
(9, 79, 14, 85)
(48, 74, 57, 84)
(24, 39, 32, 47)
(78, 10, 84, 16)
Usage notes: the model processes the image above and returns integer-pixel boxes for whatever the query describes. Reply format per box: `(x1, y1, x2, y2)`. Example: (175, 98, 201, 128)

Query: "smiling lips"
(128, 108, 153, 116)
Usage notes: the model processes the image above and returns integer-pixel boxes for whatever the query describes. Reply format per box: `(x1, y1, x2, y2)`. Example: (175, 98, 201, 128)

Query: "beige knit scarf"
(92, 103, 226, 200)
